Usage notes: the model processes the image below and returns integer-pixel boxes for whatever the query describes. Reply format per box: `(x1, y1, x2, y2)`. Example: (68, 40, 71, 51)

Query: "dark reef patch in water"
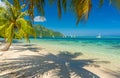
(112, 45, 120, 49)
(107, 45, 120, 50)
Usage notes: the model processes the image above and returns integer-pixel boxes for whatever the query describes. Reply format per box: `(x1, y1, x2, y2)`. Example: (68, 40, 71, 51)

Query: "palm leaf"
(0, 0, 36, 44)
(57, 0, 61, 18)
(16, 18, 36, 40)
(62, 0, 67, 12)
(99, 0, 104, 7)
(13, 0, 21, 11)
(110, 0, 120, 9)
(5, 23, 14, 42)
(0, 18, 8, 25)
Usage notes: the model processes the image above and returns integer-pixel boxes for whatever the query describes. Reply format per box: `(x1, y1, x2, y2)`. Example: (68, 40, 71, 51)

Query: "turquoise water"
(28, 38, 120, 53)
(24, 37, 120, 70)
(27, 38, 120, 58)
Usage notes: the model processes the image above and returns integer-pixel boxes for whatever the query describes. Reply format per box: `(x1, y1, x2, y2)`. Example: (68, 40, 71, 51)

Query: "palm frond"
(0, 18, 8, 25)
(71, 0, 92, 25)
(110, 0, 120, 9)
(57, 0, 61, 18)
(5, 23, 14, 42)
(0, 0, 36, 43)
(48, 0, 55, 5)
(99, 0, 104, 8)
(16, 18, 36, 41)
(62, 0, 67, 12)
(18, 10, 28, 18)
(13, 0, 21, 11)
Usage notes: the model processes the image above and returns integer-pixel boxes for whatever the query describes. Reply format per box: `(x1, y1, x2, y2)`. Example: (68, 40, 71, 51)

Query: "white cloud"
(34, 16, 46, 22)
(0, 0, 6, 8)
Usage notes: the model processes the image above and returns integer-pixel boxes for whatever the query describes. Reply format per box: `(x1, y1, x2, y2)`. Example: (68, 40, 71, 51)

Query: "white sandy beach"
(0, 42, 120, 78)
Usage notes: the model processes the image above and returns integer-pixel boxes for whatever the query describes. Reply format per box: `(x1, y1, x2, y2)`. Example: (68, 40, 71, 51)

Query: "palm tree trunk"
(0, 41, 12, 51)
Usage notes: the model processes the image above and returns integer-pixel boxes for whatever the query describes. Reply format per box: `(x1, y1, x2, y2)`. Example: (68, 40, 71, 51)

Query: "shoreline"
(0, 43, 120, 78)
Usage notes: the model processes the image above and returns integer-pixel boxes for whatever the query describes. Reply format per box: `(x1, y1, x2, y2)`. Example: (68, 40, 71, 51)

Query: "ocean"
(28, 37, 120, 58)
(25, 37, 120, 71)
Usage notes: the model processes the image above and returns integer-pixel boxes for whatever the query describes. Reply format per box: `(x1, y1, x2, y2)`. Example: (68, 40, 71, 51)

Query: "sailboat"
(52, 35, 55, 38)
(40, 36, 42, 38)
(96, 33, 101, 38)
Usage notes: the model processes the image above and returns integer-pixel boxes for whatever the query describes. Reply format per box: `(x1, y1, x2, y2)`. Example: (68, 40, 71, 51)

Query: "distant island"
(33, 25, 64, 38)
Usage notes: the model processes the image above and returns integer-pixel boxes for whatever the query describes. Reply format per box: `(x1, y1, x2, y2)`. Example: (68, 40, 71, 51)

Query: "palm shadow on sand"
(0, 51, 111, 78)
(10, 44, 43, 52)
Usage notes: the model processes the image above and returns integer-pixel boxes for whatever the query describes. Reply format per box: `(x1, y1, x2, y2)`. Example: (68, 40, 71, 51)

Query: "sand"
(0, 43, 120, 78)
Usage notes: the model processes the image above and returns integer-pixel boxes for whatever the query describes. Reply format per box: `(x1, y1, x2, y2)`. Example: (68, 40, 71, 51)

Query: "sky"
(1, 0, 120, 36)
(34, 0, 120, 36)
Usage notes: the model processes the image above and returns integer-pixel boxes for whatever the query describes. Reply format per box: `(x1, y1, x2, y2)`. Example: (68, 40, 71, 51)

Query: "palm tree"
(0, 0, 36, 51)
(11, 0, 120, 25)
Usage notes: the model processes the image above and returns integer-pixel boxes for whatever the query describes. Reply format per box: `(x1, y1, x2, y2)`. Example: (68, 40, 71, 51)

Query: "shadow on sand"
(10, 44, 43, 52)
(0, 51, 110, 78)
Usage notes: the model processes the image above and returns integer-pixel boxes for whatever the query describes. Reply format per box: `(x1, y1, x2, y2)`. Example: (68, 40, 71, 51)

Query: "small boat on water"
(52, 35, 55, 38)
(40, 36, 42, 38)
(96, 33, 101, 38)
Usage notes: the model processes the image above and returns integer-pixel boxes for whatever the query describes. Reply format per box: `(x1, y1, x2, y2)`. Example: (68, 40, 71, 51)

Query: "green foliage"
(70, 0, 92, 25)
(0, 0, 36, 43)
(33, 25, 64, 38)
(110, 0, 120, 9)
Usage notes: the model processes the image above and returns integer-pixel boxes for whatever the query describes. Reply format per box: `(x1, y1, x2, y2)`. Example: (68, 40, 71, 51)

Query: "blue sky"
(34, 0, 120, 36)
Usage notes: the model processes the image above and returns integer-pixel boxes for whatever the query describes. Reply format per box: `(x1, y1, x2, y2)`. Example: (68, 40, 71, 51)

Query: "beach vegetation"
(0, 0, 36, 51)
(33, 25, 64, 38)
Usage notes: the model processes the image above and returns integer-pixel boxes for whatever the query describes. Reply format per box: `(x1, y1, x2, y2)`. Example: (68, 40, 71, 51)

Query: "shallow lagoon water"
(21, 37, 120, 71)
(27, 38, 120, 57)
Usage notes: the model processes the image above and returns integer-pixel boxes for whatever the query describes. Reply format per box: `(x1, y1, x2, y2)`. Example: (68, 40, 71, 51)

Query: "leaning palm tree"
(0, 0, 36, 51)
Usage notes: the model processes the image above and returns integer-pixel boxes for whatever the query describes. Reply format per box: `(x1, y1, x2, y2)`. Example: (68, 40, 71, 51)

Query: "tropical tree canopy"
(0, 0, 36, 43)
(7, 0, 120, 25)
(33, 25, 64, 38)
